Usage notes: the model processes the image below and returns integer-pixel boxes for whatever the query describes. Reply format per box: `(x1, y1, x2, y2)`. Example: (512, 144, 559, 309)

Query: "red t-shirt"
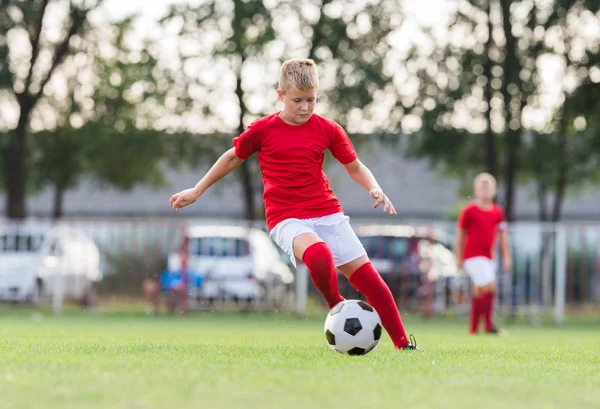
(232, 113, 357, 230)
(458, 203, 506, 260)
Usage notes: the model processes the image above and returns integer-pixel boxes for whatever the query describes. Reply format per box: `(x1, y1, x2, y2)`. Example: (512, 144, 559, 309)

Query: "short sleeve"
(497, 206, 507, 231)
(328, 122, 357, 164)
(458, 206, 471, 230)
(232, 120, 262, 159)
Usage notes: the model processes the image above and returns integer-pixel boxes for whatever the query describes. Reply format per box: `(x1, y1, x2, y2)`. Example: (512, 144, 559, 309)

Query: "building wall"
(1, 141, 599, 220)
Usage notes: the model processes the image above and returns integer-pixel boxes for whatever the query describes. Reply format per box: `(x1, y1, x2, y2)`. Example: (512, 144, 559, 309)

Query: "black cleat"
(400, 334, 421, 351)
(485, 327, 505, 336)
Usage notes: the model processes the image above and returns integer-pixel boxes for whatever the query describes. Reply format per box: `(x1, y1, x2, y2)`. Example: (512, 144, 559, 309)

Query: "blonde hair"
(473, 173, 497, 190)
(279, 59, 319, 92)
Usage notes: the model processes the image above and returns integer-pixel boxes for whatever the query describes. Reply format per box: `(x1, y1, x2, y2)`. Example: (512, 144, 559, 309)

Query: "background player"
(455, 173, 512, 334)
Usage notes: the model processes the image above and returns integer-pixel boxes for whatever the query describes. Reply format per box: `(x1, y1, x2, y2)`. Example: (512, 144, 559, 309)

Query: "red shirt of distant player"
(232, 113, 357, 231)
(458, 203, 506, 260)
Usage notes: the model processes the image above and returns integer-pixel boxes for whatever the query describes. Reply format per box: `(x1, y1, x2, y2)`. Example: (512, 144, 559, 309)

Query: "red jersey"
(232, 113, 357, 230)
(458, 203, 506, 260)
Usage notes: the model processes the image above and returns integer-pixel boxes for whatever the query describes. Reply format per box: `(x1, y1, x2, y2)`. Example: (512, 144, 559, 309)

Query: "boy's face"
(278, 86, 316, 125)
(474, 179, 496, 202)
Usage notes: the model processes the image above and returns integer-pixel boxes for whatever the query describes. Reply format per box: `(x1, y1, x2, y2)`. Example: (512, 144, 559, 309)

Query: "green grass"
(1, 307, 599, 409)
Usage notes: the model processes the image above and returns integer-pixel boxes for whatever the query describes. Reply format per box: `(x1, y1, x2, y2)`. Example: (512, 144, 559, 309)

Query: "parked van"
(165, 225, 294, 305)
(0, 222, 102, 305)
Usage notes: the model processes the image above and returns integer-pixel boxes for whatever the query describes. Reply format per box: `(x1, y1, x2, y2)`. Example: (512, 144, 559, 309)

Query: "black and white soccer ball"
(324, 299, 382, 356)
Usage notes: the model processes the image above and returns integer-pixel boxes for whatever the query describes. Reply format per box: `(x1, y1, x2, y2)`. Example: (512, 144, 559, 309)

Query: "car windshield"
(0, 233, 44, 253)
(189, 236, 250, 257)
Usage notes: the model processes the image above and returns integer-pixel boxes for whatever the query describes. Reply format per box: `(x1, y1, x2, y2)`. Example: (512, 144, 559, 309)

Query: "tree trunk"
(551, 137, 567, 222)
(552, 95, 569, 222)
(238, 161, 256, 221)
(3, 1, 92, 219)
(4, 95, 35, 219)
(537, 179, 548, 222)
(4, 135, 27, 219)
(500, 0, 521, 222)
(235, 56, 257, 221)
(484, 0, 497, 178)
(52, 185, 65, 220)
(503, 129, 520, 221)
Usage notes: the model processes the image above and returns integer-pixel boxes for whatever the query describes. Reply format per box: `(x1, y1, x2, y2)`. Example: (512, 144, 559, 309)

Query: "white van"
(0, 222, 102, 305)
(166, 225, 294, 305)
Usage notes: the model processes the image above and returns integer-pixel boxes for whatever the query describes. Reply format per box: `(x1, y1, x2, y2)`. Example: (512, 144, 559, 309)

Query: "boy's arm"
(170, 148, 243, 211)
(454, 227, 466, 269)
(343, 159, 396, 214)
(192, 148, 244, 195)
(498, 228, 512, 272)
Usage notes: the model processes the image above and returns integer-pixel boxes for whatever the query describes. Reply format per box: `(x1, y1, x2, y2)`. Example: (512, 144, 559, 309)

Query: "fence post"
(554, 223, 567, 326)
(52, 272, 65, 316)
(295, 266, 308, 317)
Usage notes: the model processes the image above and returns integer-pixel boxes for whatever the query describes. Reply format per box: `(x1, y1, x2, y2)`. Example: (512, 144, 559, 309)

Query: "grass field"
(1, 307, 599, 409)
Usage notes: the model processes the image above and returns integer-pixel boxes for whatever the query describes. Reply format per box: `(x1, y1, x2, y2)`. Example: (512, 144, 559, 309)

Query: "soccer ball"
(324, 299, 382, 355)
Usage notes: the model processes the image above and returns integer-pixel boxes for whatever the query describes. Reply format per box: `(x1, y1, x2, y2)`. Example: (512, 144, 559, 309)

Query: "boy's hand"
(369, 189, 397, 215)
(502, 255, 512, 273)
(170, 188, 200, 212)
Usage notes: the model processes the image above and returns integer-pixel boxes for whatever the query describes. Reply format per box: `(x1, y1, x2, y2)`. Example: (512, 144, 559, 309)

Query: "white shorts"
(463, 256, 497, 287)
(269, 213, 367, 268)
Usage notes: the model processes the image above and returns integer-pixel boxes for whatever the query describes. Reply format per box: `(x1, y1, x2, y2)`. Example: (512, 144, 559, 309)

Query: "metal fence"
(294, 221, 600, 324)
(1, 218, 599, 322)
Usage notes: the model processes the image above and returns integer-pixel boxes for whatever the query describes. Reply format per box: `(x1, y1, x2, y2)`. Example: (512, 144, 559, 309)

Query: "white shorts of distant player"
(462, 256, 497, 287)
(269, 212, 367, 268)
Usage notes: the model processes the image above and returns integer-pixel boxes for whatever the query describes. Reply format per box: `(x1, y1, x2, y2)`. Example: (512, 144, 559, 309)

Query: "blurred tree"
(408, 0, 600, 221)
(159, 0, 277, 221)
(0, 0, 105, 219)
(543, 3, 600, 221)
(295, 0, 402, 132)
(29, 128, 85, 219)
(26, 16, 199, 219)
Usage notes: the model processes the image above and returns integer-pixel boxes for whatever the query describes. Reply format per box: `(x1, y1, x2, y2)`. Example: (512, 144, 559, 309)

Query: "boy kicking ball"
(455, 173, 512, 335)
(170, 58, 418, 350)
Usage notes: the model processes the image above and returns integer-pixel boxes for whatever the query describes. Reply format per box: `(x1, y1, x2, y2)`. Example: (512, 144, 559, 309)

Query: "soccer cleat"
(485, 327, 505, 336)
(400, 334, 421, 351)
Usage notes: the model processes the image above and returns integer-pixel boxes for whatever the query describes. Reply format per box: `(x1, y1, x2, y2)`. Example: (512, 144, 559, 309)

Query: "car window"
(0, 233, 44, 252)
(358, 236, 410, 261)
(189, 237, 250, 257)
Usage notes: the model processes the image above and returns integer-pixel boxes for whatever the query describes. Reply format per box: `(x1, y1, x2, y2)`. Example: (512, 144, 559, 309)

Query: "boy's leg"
(269, 219, 343, 309)
(470, 283, 484, 334)
(464, 257, 489, 334)
(294, 233, 344, 309)
(464, 257, 497, 334)
(479, 258, 499, 333)
(338, 256, 414, 349)
(483, 280, 498, 332)
(313, 213, 415, 350)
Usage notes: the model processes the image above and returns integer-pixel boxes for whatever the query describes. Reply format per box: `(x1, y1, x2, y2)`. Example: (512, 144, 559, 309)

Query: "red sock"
(484, 291, 496, 331)
(349, 262, 409, 348)
(470, 295, 484, 334)
(302, 242, 344, 309)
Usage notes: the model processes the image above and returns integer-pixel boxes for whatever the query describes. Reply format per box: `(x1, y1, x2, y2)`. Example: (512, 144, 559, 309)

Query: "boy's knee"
(293, 232, 325, 261)
(302, 241, 334, 270)
(484, 281, 496, 293)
